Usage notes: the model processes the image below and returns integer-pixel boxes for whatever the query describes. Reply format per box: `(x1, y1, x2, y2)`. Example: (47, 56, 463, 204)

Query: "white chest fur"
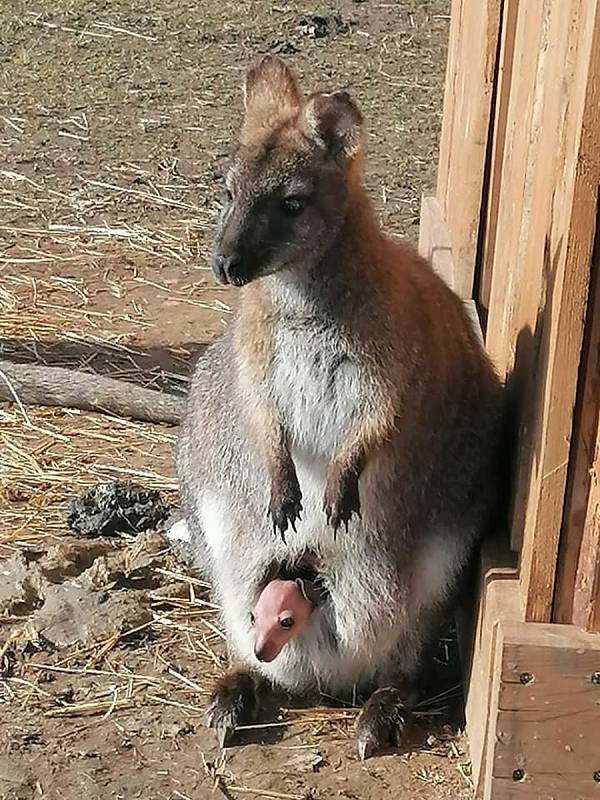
(271, 321, 366, 458)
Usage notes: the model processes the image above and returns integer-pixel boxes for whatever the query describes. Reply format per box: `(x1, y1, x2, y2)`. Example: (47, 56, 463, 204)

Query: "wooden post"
(465, 537, 600, 800)
(465, 536, 518, 794)
(418, 195, 483, 342)
(418, 195, 455, 291)
(421, 0, 600, 795)
(436, 0, 502, 300)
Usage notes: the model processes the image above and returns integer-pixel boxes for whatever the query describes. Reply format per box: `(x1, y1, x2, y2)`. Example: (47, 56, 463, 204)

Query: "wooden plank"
(481, 611, 507, 800)
(437, 0, 502, 299)
(483, 0, 554, 552)
(464, 535, 519, 797)
(477, 0, 521, 321)
(554, 204, 600, 631)
(516, 0, 600, 622)
(418, 195, 455, 290)
(468, 551, 600, 799)
(484, 775, 599, 800)
(485, 620, 600, 799)
(418, 195, 484, 345)
(484, 0, 600, 619)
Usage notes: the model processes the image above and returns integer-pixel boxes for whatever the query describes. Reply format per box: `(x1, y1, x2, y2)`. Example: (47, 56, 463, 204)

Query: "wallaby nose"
(254, 642, 278, 663)
(212, 252, 242, 286)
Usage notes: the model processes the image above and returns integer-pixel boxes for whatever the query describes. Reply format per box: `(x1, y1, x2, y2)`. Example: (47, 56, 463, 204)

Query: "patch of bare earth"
(0, 1, 473, 798)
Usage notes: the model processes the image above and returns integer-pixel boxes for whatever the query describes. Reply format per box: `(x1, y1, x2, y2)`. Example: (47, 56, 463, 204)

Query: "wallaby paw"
(355, 687, 410, 760)
(205, 670, 259, 748)
(323, 469, 360, 533)
(268, 468, 303, 540)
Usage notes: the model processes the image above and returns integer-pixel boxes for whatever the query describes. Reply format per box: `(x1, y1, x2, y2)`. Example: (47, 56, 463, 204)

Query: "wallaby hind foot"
(206, 668, 265, 747)
(355, 686, 415, 761)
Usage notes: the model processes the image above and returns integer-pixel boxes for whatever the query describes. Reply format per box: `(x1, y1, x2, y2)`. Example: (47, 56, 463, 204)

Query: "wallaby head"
(212, 56, 364, 286)
(250, 578, 313, 663)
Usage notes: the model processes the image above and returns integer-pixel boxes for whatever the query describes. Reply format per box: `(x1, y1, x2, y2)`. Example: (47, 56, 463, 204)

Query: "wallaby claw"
(205, 700, 237, 749)
(268, 512, 286, 543)
(323, 463, 361, 534)
(323, 480, 361, 533)
(268, 476, 303, 541)
(356, 732, 379, 762)
(215, 718, 234, 749)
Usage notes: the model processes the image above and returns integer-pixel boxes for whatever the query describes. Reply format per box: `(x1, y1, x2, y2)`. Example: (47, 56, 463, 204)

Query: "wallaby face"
(251, 578, 313, 662)
(211, 58, 363, 286)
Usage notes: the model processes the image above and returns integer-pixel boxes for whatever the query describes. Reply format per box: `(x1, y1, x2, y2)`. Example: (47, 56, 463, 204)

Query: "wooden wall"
(437, 0, 600, 629)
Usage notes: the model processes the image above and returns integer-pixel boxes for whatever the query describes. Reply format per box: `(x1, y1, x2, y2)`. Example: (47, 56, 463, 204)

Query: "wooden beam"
(482, 0, 552, 554)
(418, 195, 455, 291)
(437, 0, 502, 299)
(484, 0, 600, 620)
(465, 537, 600, 799)
(419, 195, 484, 343)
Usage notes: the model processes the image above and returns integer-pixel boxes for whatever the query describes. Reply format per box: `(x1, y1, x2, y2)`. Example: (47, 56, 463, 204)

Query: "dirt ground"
(0, 1, 474, 798)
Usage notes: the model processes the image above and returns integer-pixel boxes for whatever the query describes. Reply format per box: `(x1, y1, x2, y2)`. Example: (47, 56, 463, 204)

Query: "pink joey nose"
(254, 643, 277, 663)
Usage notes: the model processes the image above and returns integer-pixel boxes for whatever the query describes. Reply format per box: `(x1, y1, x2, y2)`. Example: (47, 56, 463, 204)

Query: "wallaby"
(176, 56, 505, 759)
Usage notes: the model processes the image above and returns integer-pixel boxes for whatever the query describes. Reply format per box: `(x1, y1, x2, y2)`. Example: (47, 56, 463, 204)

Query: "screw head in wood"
(512, 769, 525, 782)
(519, 672, 533, 685)
(591, 672, 600, 685)
(594, 771, 600, 783)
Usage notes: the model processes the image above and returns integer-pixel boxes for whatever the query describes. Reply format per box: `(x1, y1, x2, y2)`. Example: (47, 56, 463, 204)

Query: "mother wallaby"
(176, 56, 504, 759)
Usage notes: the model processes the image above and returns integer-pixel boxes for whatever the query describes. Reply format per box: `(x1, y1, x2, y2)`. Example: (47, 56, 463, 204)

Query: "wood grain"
(554, 201, 600, 631)
(418, 195, 455, 290)
(486, 620, 600, 799)
(437, 0, 502, 299)
(477, 0, 520, 321)
(464, 535, 519, 798)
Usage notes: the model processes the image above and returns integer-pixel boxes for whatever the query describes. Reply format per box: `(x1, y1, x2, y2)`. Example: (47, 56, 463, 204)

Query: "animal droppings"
(66, 481, 174, 538)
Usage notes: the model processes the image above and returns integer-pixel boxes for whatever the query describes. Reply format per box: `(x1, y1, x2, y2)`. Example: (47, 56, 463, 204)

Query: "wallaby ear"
(241, 56, 301, 139)
(302, 90, 363, 160)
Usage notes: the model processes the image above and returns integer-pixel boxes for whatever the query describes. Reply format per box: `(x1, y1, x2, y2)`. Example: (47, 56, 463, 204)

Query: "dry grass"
(0, 163, 213, 262)
(0, 404, 177, 546)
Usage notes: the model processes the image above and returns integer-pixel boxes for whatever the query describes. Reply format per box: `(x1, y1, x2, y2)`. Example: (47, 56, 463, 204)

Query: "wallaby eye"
(249, 612, 255, 626)
(280, 616, 295, 629)
(282, 197, 305, 218)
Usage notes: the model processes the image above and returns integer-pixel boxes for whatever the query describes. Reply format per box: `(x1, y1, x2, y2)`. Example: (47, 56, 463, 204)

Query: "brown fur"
(217, 59, 498, 534)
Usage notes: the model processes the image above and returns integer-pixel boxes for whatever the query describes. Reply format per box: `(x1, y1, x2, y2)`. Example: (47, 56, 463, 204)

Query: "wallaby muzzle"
(212, 251, 247, 286)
